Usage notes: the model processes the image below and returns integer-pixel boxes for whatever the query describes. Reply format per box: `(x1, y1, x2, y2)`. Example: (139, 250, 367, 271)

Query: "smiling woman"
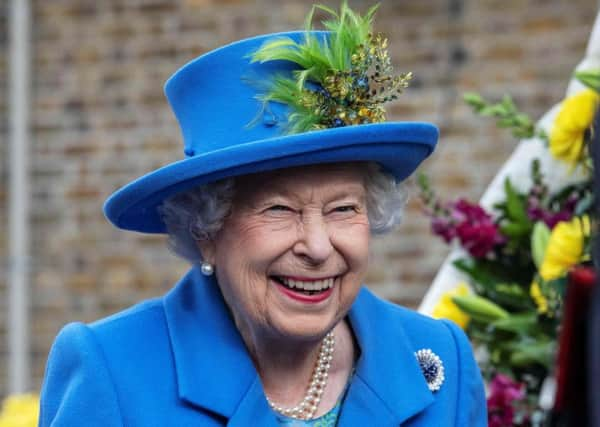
(38, 3, 486, 426)
(201, 164, 370, 336)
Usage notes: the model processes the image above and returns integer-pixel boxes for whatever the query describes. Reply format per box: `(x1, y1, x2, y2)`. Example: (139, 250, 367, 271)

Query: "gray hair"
(159, 162, 408, 264)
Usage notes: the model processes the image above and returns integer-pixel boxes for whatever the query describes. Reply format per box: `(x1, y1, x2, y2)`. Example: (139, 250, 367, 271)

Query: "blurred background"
(1, 0, 597, 398)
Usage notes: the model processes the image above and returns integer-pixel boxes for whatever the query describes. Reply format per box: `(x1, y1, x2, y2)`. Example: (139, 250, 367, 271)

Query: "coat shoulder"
(45, 297, 184, 425)
(90, 297, 165, 332)
(356, 287, 461, 347)
(86, 297, 172, 376)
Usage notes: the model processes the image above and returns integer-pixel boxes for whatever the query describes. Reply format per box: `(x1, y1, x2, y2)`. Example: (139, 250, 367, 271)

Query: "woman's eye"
(267, 204, 292, 212)
(333, 205, 357, 213)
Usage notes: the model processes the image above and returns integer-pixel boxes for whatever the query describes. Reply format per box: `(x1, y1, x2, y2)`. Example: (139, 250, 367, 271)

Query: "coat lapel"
(162, 268, 276, 426)
(338, 287, 434, 426)
(227, 377, 279, 427)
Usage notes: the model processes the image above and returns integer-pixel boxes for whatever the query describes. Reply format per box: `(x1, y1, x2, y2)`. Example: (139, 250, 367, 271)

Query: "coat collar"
(163, 268, 433, 425)
(162, 268, 276, 425)
(341, 288, 434, 425)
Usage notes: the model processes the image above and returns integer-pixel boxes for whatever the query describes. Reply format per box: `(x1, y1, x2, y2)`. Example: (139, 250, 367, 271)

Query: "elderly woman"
(39, 4, 486, 427)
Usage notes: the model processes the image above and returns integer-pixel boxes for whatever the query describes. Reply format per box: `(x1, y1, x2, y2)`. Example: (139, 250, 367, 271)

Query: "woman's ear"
(196, 238, 216, 266)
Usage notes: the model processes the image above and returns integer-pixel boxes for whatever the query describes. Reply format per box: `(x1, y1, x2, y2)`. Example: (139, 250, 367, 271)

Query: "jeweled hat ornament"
(104, 1, 438, 233)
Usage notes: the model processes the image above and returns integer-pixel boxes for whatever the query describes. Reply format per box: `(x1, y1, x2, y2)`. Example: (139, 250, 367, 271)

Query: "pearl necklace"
(266, 331, 335, 420)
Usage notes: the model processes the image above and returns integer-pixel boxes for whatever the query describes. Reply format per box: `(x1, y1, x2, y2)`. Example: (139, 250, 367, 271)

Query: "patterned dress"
(274, 400, 342, 427)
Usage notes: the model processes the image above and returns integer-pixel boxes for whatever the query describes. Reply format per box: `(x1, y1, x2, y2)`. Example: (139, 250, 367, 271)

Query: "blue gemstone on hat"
(415, 348, 445, 392)
(356, 76, 369, 89)
(332, 118, 345, 127)
(316, 86, 330, 98)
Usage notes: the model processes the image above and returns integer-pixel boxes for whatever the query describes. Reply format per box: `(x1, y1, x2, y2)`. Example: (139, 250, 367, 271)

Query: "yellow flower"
(529, 280, 548, 314)
(431, 283, 471, 329)
(0, 394, 39, 427)
(539, 216, 591, 281)
(549, 89, 599, 167)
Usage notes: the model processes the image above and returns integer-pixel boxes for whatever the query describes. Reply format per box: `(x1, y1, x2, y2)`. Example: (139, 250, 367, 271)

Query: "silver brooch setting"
(415, 348, 445, 392)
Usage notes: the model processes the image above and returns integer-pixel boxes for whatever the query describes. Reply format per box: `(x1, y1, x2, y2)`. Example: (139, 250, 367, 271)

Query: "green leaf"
(500, 222, 531, 238)
(491, 312, 538, 334)
(531, 221, 551, 269)
(575, 191, 594, 216)
(504, 178, 530, 224)
(463, 92, 538, 139)
(575, 69, 600, 92)
(453, 259, 516, 293)
(508, 340, 555, 367)
(452, 259, 498, 289)
(463, 92, 485, 106)
(546, 276, 569, 299)
(494, 283, 528, 299)
(452, 294, 510, 323)
(452, 259, 535, 310)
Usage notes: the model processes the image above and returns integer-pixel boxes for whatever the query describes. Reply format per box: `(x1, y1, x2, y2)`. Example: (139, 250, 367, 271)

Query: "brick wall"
(0, 0, 597, 395)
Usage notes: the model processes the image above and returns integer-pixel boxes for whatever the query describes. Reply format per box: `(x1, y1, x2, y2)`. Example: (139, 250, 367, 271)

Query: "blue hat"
(103, 31, 438, 233)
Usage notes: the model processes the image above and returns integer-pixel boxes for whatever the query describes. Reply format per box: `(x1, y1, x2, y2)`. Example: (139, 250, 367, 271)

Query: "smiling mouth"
(271, 276, 335, 296)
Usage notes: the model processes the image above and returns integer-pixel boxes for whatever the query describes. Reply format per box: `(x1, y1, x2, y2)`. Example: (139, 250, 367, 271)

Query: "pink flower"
(452, 199, 490, 222)
(431, 216, 455, 243)
(427, 198, 504, 258)
(526, 190, 578, 229)
(527, 205, 572, 229)
(451, 200, 504, 258)
(487, 374, 526, 427)
(456, 220, 502, 258)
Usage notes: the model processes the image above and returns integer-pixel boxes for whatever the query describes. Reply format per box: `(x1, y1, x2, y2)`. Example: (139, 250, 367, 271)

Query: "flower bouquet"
(420, 70, 600, 426)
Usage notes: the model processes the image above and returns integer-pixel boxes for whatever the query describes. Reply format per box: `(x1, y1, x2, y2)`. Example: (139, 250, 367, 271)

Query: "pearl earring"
(200, 262, 214, 276)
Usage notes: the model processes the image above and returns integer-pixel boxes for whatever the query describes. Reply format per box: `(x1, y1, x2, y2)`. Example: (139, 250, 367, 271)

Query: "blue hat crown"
(165, 32, 308, 158)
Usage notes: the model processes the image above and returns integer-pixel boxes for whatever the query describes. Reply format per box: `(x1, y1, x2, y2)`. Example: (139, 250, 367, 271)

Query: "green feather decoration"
(249, 1, 412, 134)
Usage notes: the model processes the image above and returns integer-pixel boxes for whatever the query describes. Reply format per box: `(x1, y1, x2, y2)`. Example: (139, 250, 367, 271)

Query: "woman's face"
(200, 163, 371, 342)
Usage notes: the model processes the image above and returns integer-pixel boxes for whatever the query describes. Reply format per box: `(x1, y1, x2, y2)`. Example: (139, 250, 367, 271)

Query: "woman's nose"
(293, 216, 334, 264)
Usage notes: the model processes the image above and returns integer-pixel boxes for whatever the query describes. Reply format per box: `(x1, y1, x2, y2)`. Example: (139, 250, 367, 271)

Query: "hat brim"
(103, 121, 437, 233)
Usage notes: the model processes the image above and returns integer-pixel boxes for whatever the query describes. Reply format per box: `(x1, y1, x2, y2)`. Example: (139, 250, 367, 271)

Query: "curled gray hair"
(159, 162, 407, 264)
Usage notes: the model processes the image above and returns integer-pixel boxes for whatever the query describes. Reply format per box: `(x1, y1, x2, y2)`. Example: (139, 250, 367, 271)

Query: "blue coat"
(39, 267, 487, 426)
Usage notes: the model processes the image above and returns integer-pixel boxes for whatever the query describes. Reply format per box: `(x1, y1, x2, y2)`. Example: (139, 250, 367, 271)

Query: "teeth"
(280, 277, 334, 291)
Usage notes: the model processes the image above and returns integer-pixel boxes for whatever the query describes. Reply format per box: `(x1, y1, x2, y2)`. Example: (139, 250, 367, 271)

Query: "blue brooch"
(415, 349, 445, 392)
